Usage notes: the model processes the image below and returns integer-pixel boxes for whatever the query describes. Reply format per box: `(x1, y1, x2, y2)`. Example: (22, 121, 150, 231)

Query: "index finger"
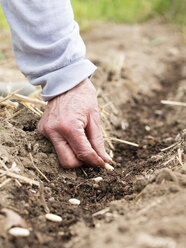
(62, 123, 105, 167)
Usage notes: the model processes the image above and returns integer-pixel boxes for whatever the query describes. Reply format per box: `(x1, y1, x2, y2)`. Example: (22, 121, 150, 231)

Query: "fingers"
(49, 133, 82, 169)
(62, 122, 106, 168)
(86, 112, 111, 163)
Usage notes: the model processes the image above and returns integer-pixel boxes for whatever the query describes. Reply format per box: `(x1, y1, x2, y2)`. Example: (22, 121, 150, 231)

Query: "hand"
(38, 79, 111, 168)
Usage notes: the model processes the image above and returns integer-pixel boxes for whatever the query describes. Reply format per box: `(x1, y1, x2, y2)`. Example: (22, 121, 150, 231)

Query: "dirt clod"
(155, 168, 178, 184)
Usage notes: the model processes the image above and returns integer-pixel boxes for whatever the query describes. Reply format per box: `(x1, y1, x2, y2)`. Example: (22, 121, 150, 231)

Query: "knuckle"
(76, 150, 95, 161)
(44, 121, 56, 134)
(58, 122, 71, 134)
(58, 120, 82, 135)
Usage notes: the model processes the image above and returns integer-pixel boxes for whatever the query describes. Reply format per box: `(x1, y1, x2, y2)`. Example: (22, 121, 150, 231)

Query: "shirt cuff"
(27, 59, 97, 101)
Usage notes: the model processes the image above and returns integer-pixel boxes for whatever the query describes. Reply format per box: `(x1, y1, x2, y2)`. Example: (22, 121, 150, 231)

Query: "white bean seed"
(104, 163, 114, 171)
(8, 227, 30, 237)
(45, 213, 62, 223)
(69, 198, 80, 205)
(94, 177, 103, 183)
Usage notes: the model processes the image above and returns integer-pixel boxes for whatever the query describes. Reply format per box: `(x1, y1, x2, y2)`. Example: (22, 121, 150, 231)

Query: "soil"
(0, 20, 186, 248)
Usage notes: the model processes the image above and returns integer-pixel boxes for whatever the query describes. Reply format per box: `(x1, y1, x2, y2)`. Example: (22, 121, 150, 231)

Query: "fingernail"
(105, 152, 112, 162)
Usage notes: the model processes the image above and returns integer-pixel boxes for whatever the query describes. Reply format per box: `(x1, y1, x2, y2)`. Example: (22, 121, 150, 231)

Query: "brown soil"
(0, 21, 186, 248)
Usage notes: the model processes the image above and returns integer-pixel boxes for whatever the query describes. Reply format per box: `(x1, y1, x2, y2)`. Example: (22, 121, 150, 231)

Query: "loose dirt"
(0, 21, 186, 248)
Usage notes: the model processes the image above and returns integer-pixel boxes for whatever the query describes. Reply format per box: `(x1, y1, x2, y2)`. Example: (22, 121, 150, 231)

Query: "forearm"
(0, 0, 96, 100)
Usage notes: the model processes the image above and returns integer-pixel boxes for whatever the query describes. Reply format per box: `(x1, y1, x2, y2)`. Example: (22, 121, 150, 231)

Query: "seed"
(69, 198, 80, 205)
(94, 177, 103, 183)
(104, 163, 114, 171)
(45, 213, 62, 223)
(8, 227, 30, 237)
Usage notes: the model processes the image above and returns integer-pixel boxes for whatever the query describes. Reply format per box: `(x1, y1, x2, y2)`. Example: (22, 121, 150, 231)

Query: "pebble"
(134, 178, 148, 193)
(45, 213, 62, 223)
(69, 198, 81, 205)
(93, 183, 99, 189)
(8, 227, 30, 237)
(104, 163, 114, 171)
(93, 177, 103, 183)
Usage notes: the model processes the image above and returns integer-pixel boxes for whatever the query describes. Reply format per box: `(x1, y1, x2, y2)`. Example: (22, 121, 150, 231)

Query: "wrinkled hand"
(38, 79, 111, 168)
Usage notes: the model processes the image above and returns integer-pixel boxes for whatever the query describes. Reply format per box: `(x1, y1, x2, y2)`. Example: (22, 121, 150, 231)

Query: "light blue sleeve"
(0, 0, 97, 101)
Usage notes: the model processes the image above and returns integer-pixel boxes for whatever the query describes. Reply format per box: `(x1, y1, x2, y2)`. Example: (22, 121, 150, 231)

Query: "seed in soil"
(104, 163, 114, 171)
(69, 198, 81, 205)
(93, 177, 103, 183)
(45, 213, 62, 223)
(8, 227, 30, 237)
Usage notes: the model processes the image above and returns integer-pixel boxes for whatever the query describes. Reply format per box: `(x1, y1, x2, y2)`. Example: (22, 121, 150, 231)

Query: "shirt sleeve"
(0, 0, 97, 101)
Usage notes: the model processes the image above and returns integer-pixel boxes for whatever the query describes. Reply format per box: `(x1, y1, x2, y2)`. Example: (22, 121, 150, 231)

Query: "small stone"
(45, 213, 62, 223)
(93, 183, 99, 189)
(104, 163, 114, 171)
(8, 227, 30, 237)
(69, 198, 81, 205)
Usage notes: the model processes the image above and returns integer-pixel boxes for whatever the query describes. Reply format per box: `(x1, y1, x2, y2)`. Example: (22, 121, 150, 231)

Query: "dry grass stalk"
(0, 160, 21, 185)
(102, 95, 118, 115)
(0, 99, 19, 109)
(7, 109, 24, 120)
(23, 102, 42, 116)
(0, 169, 40, 186)
(0, 88, 23, 104)
(163, 156, 176, 166)
(0, 178, 11, 188)
(92, 207, 110, 217)
(161, 100, 186, 107)
(39, 182, 50, 213)
(99, 104, 110, 117)
(104, 137, 139, 147)
(80, 168, 88, 177)
(160, 142, 179, 152)
(0, 159, 9, 170)
(101, 127, 115, 150)
(34, 106, 43, 115)
(29, 153, 50, 183)
(13, 93, 46, 106)
(176, 148, 184, 166)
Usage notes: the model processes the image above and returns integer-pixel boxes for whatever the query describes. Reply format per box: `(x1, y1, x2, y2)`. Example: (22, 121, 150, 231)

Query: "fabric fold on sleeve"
(0, 0, 97, 101)
(29, 59, 97, 101)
